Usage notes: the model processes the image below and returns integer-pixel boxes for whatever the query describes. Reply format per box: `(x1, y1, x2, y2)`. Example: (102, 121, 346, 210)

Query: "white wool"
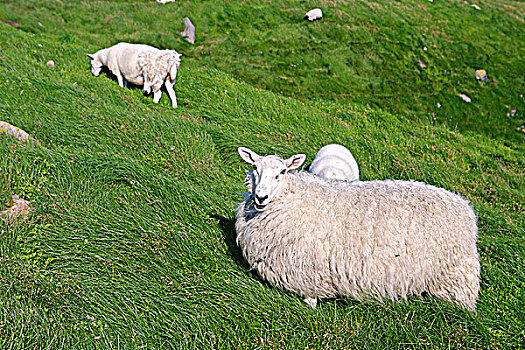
(309, 144, 359, 181)
(304, 8, 323, 21)
(138, 50, 181, 93)
(88, 42, 181, 108)
(236, 149, 480, 310)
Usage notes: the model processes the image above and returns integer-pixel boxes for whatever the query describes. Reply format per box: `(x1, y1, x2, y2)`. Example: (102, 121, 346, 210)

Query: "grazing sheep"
(87, 42, 182, 108)
(309, 144, 360, 182)
(235, 147, 480, 310)
(304, 8, 323, 21)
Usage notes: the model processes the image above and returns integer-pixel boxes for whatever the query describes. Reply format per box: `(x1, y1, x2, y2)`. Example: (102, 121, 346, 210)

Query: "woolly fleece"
(88, 42, 181, 108)
(236, 171, 480, 310)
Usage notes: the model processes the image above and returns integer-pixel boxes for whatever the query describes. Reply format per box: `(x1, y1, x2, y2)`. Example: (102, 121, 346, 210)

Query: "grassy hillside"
(0, 0, 524, 348)
(1, 0, 524, 143)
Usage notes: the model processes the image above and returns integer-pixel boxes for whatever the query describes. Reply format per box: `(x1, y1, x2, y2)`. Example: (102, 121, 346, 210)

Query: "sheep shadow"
(210, 214, 251, 271)
(94, 66, 159, 99)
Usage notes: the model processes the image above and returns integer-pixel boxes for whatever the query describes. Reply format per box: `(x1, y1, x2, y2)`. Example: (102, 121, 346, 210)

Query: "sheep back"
(236, 172, 480, 309)
(309, 144, 360, 181)
(106, 43, 158, 86)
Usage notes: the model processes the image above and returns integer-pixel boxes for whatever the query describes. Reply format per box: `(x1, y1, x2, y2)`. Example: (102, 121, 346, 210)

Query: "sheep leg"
(165, 79, 178, 108)
(117, 75, 125, 88)
(304, 297, 317, 308)
(153, 90, 162, 104)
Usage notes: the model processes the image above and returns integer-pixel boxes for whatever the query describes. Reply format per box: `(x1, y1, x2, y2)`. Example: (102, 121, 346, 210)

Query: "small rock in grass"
(0, 121, 30, 140)
(459, 94, 471, 103)
(471, 4, 481, 10)
(1, 195, 31, 221)
(475, 69, 488, 82)
(437, 102, 442, 108)
(0, 121, 37, 143)
(46, 60, 55, 68)
(1, 19, 20, 26)
(304, 8, 323, 21)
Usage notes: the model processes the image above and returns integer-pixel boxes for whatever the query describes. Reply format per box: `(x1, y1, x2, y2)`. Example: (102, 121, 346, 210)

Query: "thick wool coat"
(236, 172, 480, 310)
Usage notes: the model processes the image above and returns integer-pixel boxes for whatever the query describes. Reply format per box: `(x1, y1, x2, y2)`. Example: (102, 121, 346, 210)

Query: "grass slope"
(0, 2, 524, 349)
(1, 0, 524, 143)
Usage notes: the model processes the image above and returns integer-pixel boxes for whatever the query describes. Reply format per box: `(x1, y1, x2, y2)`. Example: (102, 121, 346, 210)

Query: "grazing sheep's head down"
(238, 147, 306, 211)
(86, 53, 103, 76)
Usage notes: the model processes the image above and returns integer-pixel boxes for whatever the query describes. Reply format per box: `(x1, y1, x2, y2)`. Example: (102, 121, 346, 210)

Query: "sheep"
(308, 144, 360, 182)
(304, 8, 323, 21)
(87, 42, 182, 108)
(235, 147, 480, 310)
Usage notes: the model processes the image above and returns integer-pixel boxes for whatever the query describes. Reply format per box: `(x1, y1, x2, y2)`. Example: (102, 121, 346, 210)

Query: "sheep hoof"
(304, 297, 317, 308)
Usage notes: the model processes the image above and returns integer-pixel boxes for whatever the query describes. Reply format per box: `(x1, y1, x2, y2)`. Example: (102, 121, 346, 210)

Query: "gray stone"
(181, 17, 195, 44)
(1, 195, 31, 221)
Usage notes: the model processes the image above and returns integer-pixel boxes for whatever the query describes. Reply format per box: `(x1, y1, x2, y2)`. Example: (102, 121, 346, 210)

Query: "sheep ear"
(286, 154, 306, 170)
(238, 147, 260, 164)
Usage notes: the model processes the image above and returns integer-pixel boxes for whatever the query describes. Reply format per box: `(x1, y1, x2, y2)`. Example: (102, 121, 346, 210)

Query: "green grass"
(1, 0, 524, 143)
(0, 168, 11, 212)
(0, 0, 524, 348)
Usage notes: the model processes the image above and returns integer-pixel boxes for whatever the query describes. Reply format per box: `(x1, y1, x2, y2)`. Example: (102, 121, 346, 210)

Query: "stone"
(181, 17, 195, 44)
(1, 195, 31, 221)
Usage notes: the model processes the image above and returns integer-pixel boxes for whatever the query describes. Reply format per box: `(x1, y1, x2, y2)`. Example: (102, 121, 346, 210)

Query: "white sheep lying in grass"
(236, 147, 480, 310)
(87, 42, 181, 108)
(309, 144, 359, 181)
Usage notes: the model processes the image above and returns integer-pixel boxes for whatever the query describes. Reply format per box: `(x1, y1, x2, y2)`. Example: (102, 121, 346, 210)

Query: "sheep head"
(87, 53, 103, 76)
(238, 147, 306, 211)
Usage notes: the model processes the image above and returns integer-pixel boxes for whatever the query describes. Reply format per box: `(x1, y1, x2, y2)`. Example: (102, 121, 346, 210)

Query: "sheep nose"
(255, 194, 268, 203)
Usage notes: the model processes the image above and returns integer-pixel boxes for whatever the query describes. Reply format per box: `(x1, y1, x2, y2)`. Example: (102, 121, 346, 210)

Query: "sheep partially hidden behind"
(87, 42, 181, 108)
(309, 144, 359, 181)
(236, 147, 480, 310)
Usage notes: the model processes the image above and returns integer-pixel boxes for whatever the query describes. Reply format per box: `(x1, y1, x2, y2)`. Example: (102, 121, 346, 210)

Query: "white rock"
(304, 8, 322, 21)
(459, 94, 472, 103)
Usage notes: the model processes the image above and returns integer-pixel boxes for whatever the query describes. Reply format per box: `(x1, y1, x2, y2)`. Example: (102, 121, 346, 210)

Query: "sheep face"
(87, 53, 103, 76)
(238, 147, 306, 211)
